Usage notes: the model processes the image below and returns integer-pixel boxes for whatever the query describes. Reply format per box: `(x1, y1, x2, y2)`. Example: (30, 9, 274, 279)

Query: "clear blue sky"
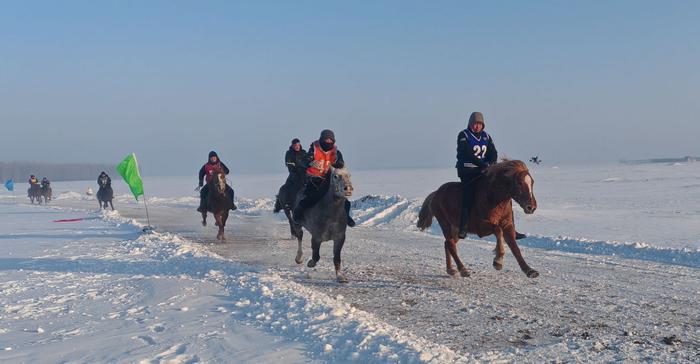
(1, 1, 698, 175)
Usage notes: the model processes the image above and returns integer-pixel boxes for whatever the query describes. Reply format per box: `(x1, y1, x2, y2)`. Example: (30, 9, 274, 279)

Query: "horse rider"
(97, 171, 111, 186)
(274, 138, 307, 212)
(456, 112, 498, 239)
(41, 177, 50, 188)
(28, 175, 39, 186)
(196, 151, 237, 212)
(293, 129, 355, 227)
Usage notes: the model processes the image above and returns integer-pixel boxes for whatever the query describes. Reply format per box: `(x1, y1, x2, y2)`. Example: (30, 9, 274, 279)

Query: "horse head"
(213, 170, 227, 196)
(489, 160, 537, 214)
(330, 167, 353, 199)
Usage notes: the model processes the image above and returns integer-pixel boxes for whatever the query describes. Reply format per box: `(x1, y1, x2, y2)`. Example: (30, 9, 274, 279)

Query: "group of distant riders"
(192, 112, 498, 236)
(26, 175, 52, 203)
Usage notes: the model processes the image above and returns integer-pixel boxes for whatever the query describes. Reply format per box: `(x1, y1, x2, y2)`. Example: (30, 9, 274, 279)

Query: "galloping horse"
(292, 167, 354, 283)
(40, 181, 52, 203)
(28, 184, 42, 204)
(201, 170, 233, 241)
(417, 160, 539, 278)
(97, 175, 114, 210)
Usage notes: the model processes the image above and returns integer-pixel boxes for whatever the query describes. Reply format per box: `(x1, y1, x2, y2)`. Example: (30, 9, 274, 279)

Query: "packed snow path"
(39, 198, 700, 362)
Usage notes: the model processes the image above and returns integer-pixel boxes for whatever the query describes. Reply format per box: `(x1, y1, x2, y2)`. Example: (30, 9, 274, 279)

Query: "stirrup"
(458, 228, 468, 239)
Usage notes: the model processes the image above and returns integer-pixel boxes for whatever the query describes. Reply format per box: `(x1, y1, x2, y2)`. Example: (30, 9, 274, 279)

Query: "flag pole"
(141, 192, 152, 231)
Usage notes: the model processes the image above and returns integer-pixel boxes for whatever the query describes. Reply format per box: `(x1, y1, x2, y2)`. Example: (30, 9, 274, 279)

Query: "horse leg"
(215, 213, 224, 240)
(109, 200, 114, 211)
(333, 235, 348, 283)
(220, 211, 229, 241)
(446, 238, 470, 277)
(493, 229, 507, 271)
(444, 240, 457, 276)
(307, 237, 321, 268)
(294, 225, 304, 264)
(284, 208, 296, 239)
(504, 226, 539, 278)
(201, 211, 207, 226)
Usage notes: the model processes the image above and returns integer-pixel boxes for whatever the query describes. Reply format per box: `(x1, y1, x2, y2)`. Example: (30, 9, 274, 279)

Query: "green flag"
(116, 153, 144, 200)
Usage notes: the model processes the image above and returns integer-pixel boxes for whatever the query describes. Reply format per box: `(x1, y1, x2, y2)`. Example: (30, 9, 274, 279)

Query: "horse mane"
(484, 159, 528, 183)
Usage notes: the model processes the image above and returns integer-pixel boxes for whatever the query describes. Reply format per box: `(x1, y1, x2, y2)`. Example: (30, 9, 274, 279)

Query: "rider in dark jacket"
(456, 112, 498, 239)
(197, 151, 236, 212)
(275, 139, 308, 212)
(293, 130, 354, 227)
(97, 171, 111, 187)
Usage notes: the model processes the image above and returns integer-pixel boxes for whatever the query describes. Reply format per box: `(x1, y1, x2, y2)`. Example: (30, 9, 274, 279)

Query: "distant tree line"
(0, 161, 119, 182)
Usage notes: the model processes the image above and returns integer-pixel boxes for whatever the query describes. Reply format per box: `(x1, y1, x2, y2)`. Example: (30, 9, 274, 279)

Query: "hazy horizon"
(1, 1, 698, 176)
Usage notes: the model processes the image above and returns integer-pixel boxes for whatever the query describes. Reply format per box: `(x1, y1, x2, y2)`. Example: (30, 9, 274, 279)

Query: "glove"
(333, 161, 345, 169)
(310, 160, 323, 169)
(195, 186, 202, 192)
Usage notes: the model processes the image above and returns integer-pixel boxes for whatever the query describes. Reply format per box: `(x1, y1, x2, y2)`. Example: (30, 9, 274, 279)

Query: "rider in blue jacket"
(456, 112, 498, 239)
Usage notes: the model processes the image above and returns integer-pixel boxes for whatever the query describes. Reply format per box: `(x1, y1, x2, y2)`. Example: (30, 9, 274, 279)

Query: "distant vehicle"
(529, 156, 542, 165)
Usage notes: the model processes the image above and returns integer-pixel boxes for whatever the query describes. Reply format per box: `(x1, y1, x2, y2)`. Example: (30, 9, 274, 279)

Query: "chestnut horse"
(201, 170, 233, 241)
(417, 160, 539, 278)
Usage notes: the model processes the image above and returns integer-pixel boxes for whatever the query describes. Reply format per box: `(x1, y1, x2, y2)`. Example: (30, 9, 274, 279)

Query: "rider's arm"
(485, 136, 498, 166)
(333, 150, 345, 169)
(305, 144, 316, 164)
(219, 162, 230, 175)
(285, 150, 296, 173)
(198, 166, 206, 186)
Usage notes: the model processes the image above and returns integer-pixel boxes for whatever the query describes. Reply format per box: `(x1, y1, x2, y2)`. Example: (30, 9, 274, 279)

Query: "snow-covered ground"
(1, 162, 699, 362)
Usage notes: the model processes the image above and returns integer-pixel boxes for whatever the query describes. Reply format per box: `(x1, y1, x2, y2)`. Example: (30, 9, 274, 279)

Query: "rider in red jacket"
(197, 151, 236, 212)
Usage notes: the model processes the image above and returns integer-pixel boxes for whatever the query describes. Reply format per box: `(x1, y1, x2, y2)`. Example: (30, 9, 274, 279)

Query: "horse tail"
(417, 191, 436, 231)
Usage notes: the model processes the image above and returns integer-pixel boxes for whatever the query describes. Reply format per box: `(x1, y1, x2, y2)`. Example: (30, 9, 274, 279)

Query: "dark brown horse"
(417, 160, 539, 278)
(201, 170, 233, 241)
(28, 184, 42, 204)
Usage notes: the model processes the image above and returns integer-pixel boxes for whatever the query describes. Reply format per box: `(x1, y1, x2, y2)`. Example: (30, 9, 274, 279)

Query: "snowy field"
(1, 162, 699, 362)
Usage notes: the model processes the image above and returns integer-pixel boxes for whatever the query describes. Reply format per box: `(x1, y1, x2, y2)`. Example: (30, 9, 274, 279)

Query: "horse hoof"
(201, 221, 206, 227)
(493, 260, 503, 271)
(307, 259, 317, 268)
(526, 269, 539, 278)
(459, 267, 471, 278)
(447, 267, 458, 276)
(295, 253, 303, 265)
(336, 273, 349, 284)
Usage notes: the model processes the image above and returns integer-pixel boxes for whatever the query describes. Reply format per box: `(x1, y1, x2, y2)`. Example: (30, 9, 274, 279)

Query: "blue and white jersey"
(458, 129, 491, 168)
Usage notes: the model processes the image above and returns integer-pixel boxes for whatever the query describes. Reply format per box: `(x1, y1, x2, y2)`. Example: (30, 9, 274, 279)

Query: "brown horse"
(201, 170, 233, 241)
(417, 160, 539, 278)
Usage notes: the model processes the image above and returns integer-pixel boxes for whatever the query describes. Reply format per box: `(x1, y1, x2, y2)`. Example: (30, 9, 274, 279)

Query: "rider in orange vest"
(293, 129, 355, 227)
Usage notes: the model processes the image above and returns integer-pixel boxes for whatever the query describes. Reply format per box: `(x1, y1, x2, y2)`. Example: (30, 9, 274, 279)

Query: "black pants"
(296, 176, 352, 216)
(298, 176, 329, 210)
(459, 171, 480, 210)
(280, 173, 305, 208)
(200, 184, 235, 206)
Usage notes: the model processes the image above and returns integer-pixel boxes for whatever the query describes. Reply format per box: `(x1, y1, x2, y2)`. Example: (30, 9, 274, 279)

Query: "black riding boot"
(345, 200, 355, 227)
(458, 207, 470, 239)
(226, 185, 237, 211)
(197, 186, 207, 213)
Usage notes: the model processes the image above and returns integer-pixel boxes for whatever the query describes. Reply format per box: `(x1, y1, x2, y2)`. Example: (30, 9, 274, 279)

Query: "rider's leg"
(345, 200, 355, 227)
(293, 177, 322, 222)
(197, 185, 208, 212)
(458, 174, 477, 239)
(226, 185, 237, 210)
